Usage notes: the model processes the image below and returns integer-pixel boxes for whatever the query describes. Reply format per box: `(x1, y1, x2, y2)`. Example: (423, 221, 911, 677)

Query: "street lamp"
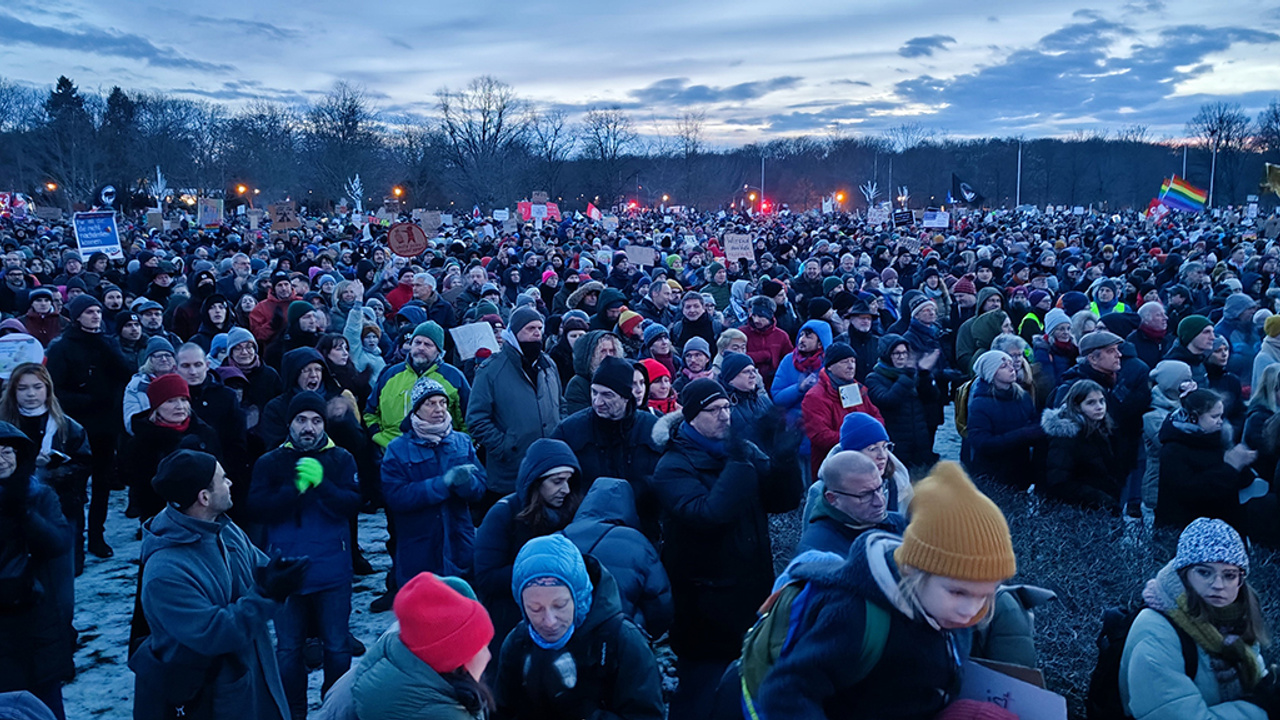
(236, 184, 254, 209)
(392, 186, 403, 198)
(662, 194, 669, 203)
(44, 182, 57, 193)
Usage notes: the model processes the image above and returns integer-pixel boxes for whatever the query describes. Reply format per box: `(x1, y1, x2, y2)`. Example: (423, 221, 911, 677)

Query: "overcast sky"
(2, 0, 1278, 144)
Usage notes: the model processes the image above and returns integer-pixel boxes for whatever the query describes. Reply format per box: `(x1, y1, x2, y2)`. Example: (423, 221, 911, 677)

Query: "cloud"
(0, 13, 234, 72)
(188, 15, 301, 42)
(626, 76, 802, 106)
(898, 35, 956, 58)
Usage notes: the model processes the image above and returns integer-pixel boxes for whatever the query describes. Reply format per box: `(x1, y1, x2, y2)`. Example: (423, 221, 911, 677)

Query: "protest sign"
(1072, 206, 1085, 216)
(723, 233, 754, 264)
(502, 218, 518, 235)
(867, 207, 891, 226)
(418, 211, 442, 234)
(73, 210, 123, 259)
(493, 208, 509, 221)
(922, 210, 950, 229)
(387, 223, 429, 258)
(197, 198, 223, 229)
(146, 211, 164, 231)
(34, 206, 62, 221)
(626, 245, 657, 267)
(958, 661, 1066, 720)
(450, 322, 499, 361)
(893, 209, 914, 227)
(0, 334, 44, 380)
(531, 191, 549, 204)
(246, 208, 264, 230)
(602, 216, 620, 232)
(268, 202, 301, 229)
(545, 202, 562, 221)
(441, 213, 454, 226)
(531, 204, 548, 220)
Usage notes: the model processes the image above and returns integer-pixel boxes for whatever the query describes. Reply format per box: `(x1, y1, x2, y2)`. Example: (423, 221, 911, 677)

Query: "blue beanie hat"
(1173, 517, 1249, 573)
(719, 351, 754, 385)
(511, 534, 593, 649)
(840, 412, 890, 452)
(226, 326, 255, 352)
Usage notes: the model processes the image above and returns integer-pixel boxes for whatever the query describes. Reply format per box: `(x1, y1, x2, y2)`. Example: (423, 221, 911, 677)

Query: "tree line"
(1, 74, 1278, 214)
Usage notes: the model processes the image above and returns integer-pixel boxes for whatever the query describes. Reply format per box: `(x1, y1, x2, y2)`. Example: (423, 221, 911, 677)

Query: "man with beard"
(133, 298, 181, 349)
(216, 252, 255, 304)
(365, 320, 470, 450)
(251, 271, 300, 343)
(0, 264, 30, 315)
(452, 263, 489, 318)
(467, 306, 562, 502)
(249, 392, 361, 720)
(670, 292, 722, 357)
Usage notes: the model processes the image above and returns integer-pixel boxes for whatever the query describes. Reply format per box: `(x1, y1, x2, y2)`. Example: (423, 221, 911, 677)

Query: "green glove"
(295, 457, 324, 494)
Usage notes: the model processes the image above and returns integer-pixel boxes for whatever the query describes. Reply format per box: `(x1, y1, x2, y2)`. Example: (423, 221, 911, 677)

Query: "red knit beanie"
(640, 358, 671, 382)
(934, 699, 1020, 720)
(394, 573, 494, 673)
(147, 373, 190, 408)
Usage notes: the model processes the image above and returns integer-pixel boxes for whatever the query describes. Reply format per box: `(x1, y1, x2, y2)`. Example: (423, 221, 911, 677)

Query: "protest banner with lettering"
(450, 322, 500, 361)
(723, 233, 754, 264)
(867, 207, 891, 226)
(625, 245, 657, 267)
(922, 210, 950, 229)
(893, 209, 914, 227)
(197, 198, 223, 229)
(602, 216, 620, 232)
(73, 210, 123, 259)
(958, 661, 1066, 720)
(492, 209, 510, 221)
(268, 201, 301, 229)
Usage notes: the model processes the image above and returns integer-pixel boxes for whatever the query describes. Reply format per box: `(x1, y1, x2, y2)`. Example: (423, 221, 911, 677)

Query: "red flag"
(545, 202, 562, 222)
(587, 203, 602, 221)
(517, 201, 532, 221)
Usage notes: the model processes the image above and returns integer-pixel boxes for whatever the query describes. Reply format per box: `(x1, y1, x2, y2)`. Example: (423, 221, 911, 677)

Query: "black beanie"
(824, 341, 857, 369)
(807, 297, 833, 320)
(681, 378, 729, 423)
(287, 390, 328, 422)
(760, 279, 784, 298)
(151, 449, 219, 510)
(591, 356, 635, 399)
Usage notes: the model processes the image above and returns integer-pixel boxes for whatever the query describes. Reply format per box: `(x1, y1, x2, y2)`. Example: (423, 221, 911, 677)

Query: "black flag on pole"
(950, 174, 984, 207)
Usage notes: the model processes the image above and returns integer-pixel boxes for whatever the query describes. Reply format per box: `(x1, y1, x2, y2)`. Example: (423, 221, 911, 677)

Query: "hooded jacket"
(864, 336, 939, 469)
(740, 318, 794, 386)
(1156, 412, 1252, 535)
(473, 439, 581, 663)
(467, 341, 562, 495)
(561, 330, 619, 417)
(129, 506, 289, 720)
(561, 478, 673, 638)
(365, 355, 470, 449)
(259, 348, 364, 451)
(755, 532, 973, 720)
(965, 379, 1042, 488)
(381, 421, 486, 586)
(1039, 404, 1123, 508)
(334, 626, 479, 720)
(495, 555, 665, 720)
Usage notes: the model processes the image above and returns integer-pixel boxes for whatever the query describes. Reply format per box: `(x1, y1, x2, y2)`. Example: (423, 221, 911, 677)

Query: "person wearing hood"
(1213, 293, 1261, 384)
(264, 301, 321, 371)
(474, 438, 583, 673)
(365, 320, 470, 450)
(1143, 360, 1196, 513)
(739, 296, 793, 388)
(130, 450, 304, 720)
(172, 268, 217, 340)
(382, 377, 486, 589)
(954, 287, 1005, 373)
(468, 307, 563, 501)
(249, 392, 362, 719)
(384, 267, 416, 316)
(1158, 389, 1256, 537)
(548, 311, 590, 389)
(123, 337, 178, 434)
(702, 261, 732, 312)
(19, 289, 66, 348)
(224, 327, 284, 431)
(0, 422, 74, 720)
(1120, 518, 1274, 719)
(589, 287, 627, 331)
(1207, 337, 1246, 440)
(750, 462, 1016, 720)
(717, 352, 775, 445)
(551, 356, 663, 540)
(494, 534, 664, 720)
(966, 350, 1044, 488)
(190, 294, 235, 353)
(650, 378, 803, 719)
(1167, 314, 1215, 388)
(561, 477, 673, 638)
(560, 329, 626, 417)
(865, 334, 941, 470)
(45, 294, 132, 559)
(798, 450, 907, 557)
(259, 348, 364, 453)
(801, 342, 884, 479)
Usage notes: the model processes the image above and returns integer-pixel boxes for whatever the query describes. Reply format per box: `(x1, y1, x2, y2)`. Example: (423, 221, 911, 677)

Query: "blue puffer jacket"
(561, 477, 673, 638)
(771, 320, 833, 458)
(756, 532, 972, 720)
(381, 419, 487, 587)
(248, 438, 362, 594)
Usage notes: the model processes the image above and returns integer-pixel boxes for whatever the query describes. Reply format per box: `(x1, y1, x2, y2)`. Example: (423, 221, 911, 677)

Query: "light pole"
(1015, 140, 1022, 207)
(1207, 129, 1218, 209)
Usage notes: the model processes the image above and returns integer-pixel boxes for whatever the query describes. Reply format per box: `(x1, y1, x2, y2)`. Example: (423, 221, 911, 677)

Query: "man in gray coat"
(466, 306, 561, 502)
(129, 450, 309, 720)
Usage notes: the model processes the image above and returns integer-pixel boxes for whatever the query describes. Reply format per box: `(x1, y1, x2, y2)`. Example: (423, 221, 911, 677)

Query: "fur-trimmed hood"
(1040, 404, 1083, 438)
(567, 281, 605, 310)
(651, 410, 683, 449)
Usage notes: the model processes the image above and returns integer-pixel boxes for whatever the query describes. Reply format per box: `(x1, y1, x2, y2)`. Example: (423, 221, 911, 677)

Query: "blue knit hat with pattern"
(1173, 517, 1249, 573)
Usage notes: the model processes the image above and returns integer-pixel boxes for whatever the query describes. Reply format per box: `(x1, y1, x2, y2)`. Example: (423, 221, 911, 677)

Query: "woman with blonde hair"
(0, 362, 92, 570)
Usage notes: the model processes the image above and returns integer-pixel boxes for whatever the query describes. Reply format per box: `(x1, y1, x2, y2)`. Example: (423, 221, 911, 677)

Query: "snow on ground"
(62, 409, 963, 719)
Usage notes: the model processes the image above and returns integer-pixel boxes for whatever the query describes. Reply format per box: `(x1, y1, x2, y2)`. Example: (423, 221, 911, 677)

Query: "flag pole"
(1015, 141, 1022, 207)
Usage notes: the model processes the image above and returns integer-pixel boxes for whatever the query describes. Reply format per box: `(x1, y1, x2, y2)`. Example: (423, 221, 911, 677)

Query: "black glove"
(726, 427, 754, 463)
(256, 552, 311, 602)
(1245, 666, 1280, 717)
(0, 475, 28, 519)
(756, 408, 802, 460)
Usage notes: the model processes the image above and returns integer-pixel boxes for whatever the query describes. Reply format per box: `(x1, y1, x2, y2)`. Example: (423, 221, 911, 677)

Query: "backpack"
(1085, 605, 1197, 720)
(738, 581, 890, 720)
(953, 379, 973, 438)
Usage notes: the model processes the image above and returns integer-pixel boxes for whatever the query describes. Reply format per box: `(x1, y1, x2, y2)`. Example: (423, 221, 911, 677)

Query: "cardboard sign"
(892, 209, 914, 227)
(1072, 206, 1085, 216)
(625, 245, 657, 267)
(246, 208, 264, 230)
(958, 661, 1066, 720)
(268, 202, 301, 230)
(493, 209, 509, 221)
(34, 206, 62, 221)
(839, 383, 863, 409)
(867, 207, 891, 226)
(387, 223, 429, 258)
(450, 321, 499, 361)
(530, 204, 548, 220)
(502, 218, 518, 235)
(419, 211, 442, 234)
(602, 216, 620, 232)
(72, 210, 123, 259)
(922, 210, 950, 229)
(723, 233, 754, 264)
(0, 334, 45, 380)
(531, 191, 549, 204)
(146, 211, 164, 231)
(197, 198, 223, 229)
(440, 213, 454, 226)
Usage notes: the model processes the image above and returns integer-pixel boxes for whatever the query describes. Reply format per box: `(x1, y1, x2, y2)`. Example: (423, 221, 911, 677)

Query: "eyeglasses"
(889, 350, 911, 359)
(864, 441, 895, 455)
(1190, 564, 1243, 586)
(827, 480, 888, 504)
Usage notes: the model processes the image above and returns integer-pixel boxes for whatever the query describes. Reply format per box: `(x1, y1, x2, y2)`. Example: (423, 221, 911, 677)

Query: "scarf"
(411, 412, 453, 445)
(1139, 324, 1167, 342)
(648, 394, 679, 416)
(651, 351, 676, 376)
(18, 405, 47, 418)
(1169, 594, 1260, 693)
(681, 421, 726, 458)
(793, 348, 824, 375)
(681, 366, 713, 382)
(1050, 338, 1079, 360)
(873, 361, 903, 382)
(152, 416, 191, 432)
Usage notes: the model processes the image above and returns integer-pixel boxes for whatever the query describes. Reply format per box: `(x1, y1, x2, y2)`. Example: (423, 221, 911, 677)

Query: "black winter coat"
(1127, 328, 1172, 371)
(1039, 406, 1124, 509)
(965, 380, 1043, 488)
(1050, 357, 1150, 476)
(122, 412, 224, 521)
(550, 408, 662, 541)
(45, 324, 133, 435)
(649, 413, 803, 662)
(1156, 414, 1252, 536)
(864, 363, 939, 469)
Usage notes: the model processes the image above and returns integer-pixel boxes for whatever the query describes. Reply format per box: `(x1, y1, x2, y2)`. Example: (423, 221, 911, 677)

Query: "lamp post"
(1207, 128, 1218, 209)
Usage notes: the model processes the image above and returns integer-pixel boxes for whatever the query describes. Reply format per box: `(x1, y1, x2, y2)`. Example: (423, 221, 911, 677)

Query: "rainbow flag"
(1159, 176, 1207, 213)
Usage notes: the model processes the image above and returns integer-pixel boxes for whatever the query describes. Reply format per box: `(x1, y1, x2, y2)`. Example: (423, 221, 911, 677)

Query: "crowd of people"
(2, 199, 1280, 719)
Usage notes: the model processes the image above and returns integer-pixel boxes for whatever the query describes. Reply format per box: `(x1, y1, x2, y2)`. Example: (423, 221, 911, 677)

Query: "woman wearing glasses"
(864, 334, 940, 470)
(1120, 518, 1275, 719)
(121, 337, 178, 434)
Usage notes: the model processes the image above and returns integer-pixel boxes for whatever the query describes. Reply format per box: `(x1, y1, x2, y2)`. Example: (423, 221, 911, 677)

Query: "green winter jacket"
(348, 628, 478, 720)
(365, 359, 470, 448)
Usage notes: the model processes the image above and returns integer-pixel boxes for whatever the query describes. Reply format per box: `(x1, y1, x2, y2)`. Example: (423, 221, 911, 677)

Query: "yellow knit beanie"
(1265, 314, 1280, 339)
(894, 462, 1016, 582)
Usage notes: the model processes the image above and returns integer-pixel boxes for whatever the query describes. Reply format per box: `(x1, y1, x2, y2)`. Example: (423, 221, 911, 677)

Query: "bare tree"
(1256, 99, 1280, 157)
(1115, 124, 1151, 144)
(303, 82, 384, 201)
(675, 110, 706, 160)
(1187, 102, 1253, 204)
(579, 106, 637, 202)
(436, 75, 529, 207)
(224, 100, 301, 197)
(528, 107, 574, 197)
(883, 121, 935, 153)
